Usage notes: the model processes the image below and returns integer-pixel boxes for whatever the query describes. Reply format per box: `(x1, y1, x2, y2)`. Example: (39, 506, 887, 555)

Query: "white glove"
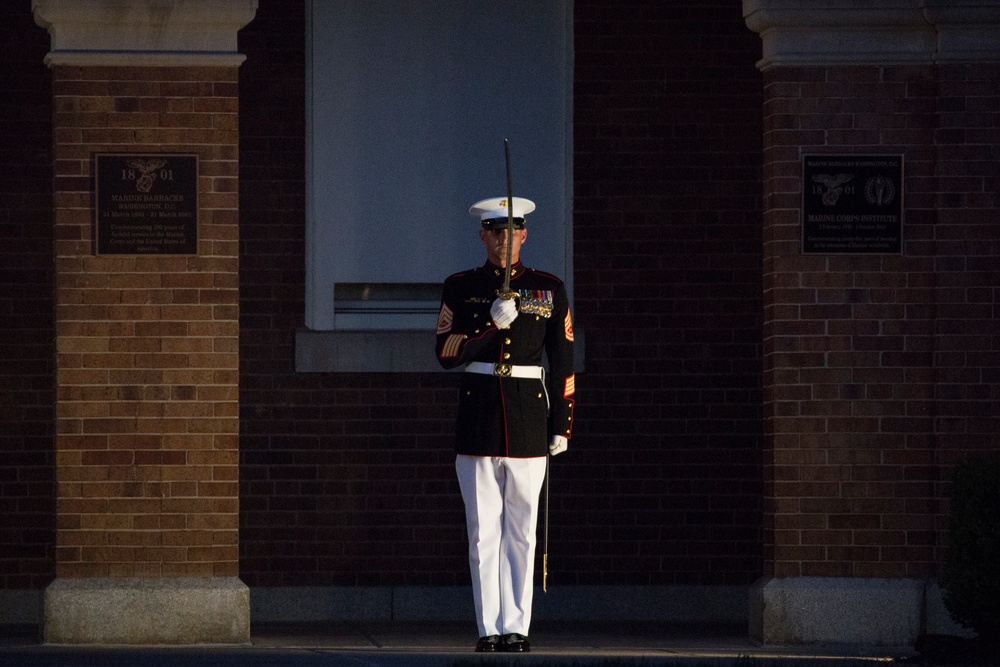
(490, 297, 519, 329)
(549, 435, 568, 456)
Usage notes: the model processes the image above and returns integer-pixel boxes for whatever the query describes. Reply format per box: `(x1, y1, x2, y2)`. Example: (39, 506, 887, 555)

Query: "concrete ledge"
(32, 0, 258, 68)
(296, 330, 443, 373)
(42, 51, 247, 68)
(32, 0, 258, 52)
(44, 577, 250, 645)
(742, 0, 935, 69)
(750, 576, 944, 646)
(0, 589, 43, 627)
(922, 579, 977, 639)
(250, 586, 396, 622)
(742, 0, 1000, 69)
(17, 581, 971, 644)
(925, 1, 1000, 62)
(251, 585, 748, 624)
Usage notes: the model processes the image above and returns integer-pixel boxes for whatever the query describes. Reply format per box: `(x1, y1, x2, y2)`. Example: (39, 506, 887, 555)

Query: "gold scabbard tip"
(542, 554, 548, 593)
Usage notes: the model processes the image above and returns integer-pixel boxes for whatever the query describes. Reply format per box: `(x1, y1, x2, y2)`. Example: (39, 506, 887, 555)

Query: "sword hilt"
(496, 288, 519, 302)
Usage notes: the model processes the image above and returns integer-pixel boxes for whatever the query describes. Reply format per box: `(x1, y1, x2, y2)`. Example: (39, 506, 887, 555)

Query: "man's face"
(479, 227, 527, 267)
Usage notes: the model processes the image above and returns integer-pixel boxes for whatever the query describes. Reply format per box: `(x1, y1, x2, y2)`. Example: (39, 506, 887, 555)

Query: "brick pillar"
(743, 0, 1000, 646)
(33, 0, 258, 644)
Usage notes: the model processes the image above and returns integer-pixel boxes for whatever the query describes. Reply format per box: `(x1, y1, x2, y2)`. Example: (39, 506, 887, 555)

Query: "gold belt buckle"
(493, 363, 512, 377)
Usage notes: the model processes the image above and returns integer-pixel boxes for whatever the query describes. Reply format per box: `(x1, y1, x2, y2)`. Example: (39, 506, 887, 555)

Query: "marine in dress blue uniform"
(435, 197, 575, 653)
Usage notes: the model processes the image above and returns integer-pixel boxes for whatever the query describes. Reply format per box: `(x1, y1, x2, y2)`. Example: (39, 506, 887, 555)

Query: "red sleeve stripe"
(564, 374, 575, 398)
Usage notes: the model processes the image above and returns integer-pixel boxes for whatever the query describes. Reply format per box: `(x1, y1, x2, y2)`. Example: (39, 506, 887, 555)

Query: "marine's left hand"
(549, 435, 568, 456)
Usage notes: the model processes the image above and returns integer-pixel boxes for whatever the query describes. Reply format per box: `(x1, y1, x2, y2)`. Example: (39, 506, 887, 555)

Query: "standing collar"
(484, 260, 524, 279)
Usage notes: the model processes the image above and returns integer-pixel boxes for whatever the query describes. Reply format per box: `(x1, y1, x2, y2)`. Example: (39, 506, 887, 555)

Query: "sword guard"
(496, 289, 519, 302)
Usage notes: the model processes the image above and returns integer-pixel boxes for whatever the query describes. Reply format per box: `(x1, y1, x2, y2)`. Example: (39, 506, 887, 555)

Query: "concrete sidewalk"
(1, 621, 914, 666)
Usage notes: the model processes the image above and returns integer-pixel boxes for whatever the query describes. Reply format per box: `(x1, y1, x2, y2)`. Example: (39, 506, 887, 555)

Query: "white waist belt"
(466, 361, 543, 380)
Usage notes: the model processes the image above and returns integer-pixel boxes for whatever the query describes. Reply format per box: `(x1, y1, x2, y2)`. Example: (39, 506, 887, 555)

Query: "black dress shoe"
(503, 633, 531, 652)
(475, 635, 501, 652)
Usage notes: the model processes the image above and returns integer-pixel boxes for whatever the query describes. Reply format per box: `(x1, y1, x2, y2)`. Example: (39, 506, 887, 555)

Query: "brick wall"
(50, 65, 241, 578)
(1, 0, 766, 592)
(237, 2, 468, 586)
(761, 63, 1000, 579)
(932, 63, 1000, 463)
(238, 0, 764, 587)
(931, 62, 1000, 564)
(5, 0, 996, 602)
(0, 5, 55, 590)
(569, 1, 764, 584)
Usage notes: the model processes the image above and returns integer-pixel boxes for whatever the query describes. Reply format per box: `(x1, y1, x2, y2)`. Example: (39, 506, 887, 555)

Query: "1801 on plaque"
(95, 153, 198, 255)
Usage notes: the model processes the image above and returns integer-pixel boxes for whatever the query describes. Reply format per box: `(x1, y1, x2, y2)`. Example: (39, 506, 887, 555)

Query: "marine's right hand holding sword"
(490, 296, 519, 329)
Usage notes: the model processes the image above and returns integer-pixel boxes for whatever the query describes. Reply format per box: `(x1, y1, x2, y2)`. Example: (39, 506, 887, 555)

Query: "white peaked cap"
(468, 197, 536, 222)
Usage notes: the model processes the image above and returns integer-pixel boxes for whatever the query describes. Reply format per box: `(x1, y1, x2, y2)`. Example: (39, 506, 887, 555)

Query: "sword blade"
(503, 138, 514, 295)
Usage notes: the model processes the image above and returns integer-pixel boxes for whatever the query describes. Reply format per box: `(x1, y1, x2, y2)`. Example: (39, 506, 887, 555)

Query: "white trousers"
(455, 454, 548, 637)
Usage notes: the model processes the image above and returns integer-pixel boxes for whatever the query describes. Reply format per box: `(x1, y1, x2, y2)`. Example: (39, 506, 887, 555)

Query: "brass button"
(474, 330, 480, 334)
(537, 393, 543, 398)
(504, 338, 511, 345)
(503, 353, 510, 360)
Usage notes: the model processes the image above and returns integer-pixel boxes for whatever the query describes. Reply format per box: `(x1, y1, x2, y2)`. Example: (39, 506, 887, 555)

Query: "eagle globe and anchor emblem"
(811, 172, 897, 207)
(124, 157, 170, 193)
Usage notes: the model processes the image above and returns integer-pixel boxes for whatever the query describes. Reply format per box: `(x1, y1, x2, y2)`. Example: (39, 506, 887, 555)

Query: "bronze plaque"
(95, 153, 198, 255)
(802, 154, 903, 254)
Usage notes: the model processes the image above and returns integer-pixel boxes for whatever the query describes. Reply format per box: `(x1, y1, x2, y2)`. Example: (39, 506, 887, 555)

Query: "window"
(302, 0, 573, 373)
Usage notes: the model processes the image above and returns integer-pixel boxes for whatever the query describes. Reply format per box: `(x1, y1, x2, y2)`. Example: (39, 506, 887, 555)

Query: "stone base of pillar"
(749, 576, 972, 646)
(44, 577, 249, 645)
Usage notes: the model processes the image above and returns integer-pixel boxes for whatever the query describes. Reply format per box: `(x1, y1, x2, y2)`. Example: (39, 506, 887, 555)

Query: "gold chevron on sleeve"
(437, 303, 454, 334)
(564, 309, 574, 342)
(441, 333, 464, 359)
